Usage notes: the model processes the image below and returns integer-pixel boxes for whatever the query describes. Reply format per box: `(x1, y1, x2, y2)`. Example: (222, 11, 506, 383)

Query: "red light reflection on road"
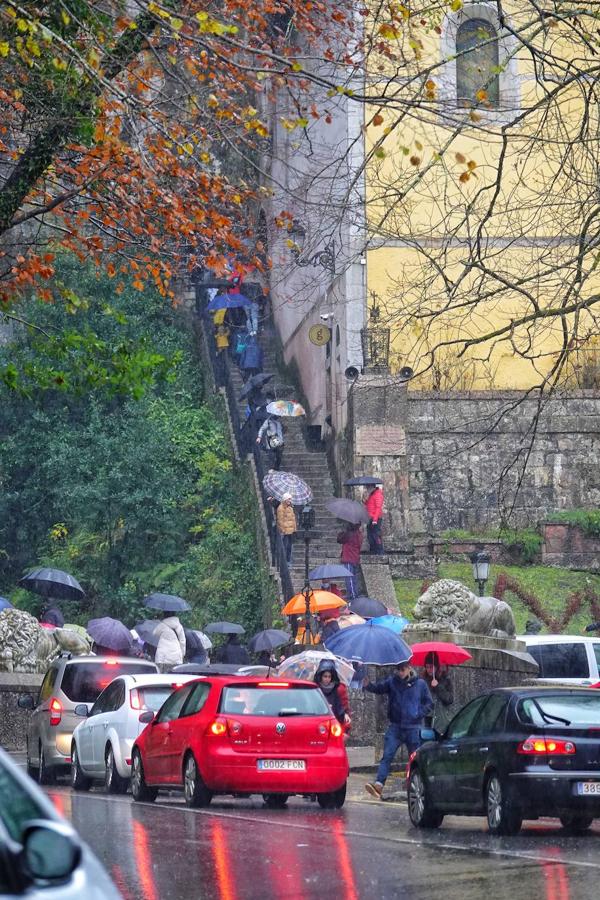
(111, 864, 134, 900)
(331, 818, 359, 900)
(132, 819, 159, 900)
(211, 820, 237, 900)
(540, 847, 570, 900)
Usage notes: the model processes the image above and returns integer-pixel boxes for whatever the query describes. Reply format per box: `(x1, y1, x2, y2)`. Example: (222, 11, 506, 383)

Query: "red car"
(131, 676, 349, 809)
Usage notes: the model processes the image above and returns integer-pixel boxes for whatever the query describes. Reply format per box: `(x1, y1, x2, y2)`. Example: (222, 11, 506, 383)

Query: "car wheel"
(71, 745, 91, 792)
(559, 813, 594, 834)
(183, 754, 212, 808)
(104, 745, 128, 795)
(38, 744, 55, 786)
(407, 768, 444, 829)
(131, 751, 157, 803)
(317, 782, 347, 810)
(263, 794, 289, 809)
(485, 773, 522, 836)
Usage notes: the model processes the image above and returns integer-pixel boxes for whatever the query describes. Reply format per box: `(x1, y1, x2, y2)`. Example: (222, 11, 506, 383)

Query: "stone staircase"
(227, 319, 347, 594)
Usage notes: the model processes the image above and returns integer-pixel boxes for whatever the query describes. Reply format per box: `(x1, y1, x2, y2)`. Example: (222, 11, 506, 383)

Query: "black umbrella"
(18, 567, 85, 602)
(326, 498, 370, 524)
(349, 596, 388, 618)
(309, 564, 353, 581)
(205, 621, 245, 635)
(133, 619, 161, 646)
(239, 373, 274, 399)
(344, 476, 383, 487)
(143, 592, 191, 613)
(248, 629, 291, 653)
(87, 617, 133, 652)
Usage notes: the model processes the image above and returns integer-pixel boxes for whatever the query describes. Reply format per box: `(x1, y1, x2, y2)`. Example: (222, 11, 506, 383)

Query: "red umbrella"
(409, 641, 472, 667)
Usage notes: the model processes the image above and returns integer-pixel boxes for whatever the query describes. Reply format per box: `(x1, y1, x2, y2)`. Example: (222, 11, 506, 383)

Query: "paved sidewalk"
(346, 745, 407, 802)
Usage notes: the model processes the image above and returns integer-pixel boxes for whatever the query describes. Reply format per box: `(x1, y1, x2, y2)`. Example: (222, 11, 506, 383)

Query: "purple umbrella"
(87, 617, 133, 652)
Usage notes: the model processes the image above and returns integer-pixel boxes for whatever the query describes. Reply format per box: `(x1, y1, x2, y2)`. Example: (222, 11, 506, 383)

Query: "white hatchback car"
(70, 674, 196, 792)
(520, 635, 600, 686)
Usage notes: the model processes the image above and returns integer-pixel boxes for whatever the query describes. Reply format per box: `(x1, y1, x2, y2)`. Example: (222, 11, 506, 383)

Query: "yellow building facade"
(363, 2, 599, 389)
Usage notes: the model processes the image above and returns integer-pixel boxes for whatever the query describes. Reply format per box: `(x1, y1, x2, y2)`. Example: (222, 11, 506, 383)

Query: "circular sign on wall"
(308, 324, 332, 346)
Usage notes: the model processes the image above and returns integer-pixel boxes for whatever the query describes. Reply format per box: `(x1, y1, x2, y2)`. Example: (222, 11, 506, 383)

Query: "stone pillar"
(348, 371, 410, 549)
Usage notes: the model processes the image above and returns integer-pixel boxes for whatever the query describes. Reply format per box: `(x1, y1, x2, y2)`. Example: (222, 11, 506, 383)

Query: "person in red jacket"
(314, 660, 351, 732)
(337, 523, 362, 599)
(364, 484, 385, 554)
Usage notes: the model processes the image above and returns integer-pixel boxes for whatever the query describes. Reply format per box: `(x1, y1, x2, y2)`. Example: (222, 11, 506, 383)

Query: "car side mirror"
(20, 820, 81, 883)
(138, 710, 155, 724)
(17, 693, 35, 710)
(73, 704, 89, 718)
(420, 727, 437, 742)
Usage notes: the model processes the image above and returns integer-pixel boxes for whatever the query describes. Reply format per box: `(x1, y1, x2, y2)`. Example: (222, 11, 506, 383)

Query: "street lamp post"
(299, 506, 316, 644)
(470, 549, 491, 597)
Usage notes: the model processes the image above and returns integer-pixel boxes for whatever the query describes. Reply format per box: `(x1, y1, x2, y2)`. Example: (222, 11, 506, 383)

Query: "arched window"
(456, 18, 500, 107)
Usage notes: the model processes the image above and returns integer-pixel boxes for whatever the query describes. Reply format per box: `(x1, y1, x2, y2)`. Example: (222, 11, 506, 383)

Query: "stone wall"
(408, 390, 600, 532)
(0, 672, 42, 751)
(542, 522, 600, 572)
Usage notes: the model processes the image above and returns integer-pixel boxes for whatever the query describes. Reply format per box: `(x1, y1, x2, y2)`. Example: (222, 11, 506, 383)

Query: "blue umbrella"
(309, 564, 353, 581)
(371, 614, 409, 634)
(0, 597, 13, 611)
(323, 621, 412, 665)
(207, 292, 252, 311)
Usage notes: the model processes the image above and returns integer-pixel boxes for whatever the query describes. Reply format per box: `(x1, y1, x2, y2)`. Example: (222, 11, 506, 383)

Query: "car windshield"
(518, 693, 600, 726)
(61, 662, 156, 703)
(220, 685, 330, 717)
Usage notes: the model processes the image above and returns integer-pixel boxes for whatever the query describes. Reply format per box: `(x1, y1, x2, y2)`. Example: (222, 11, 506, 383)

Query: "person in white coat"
(154, 612, 186, 672)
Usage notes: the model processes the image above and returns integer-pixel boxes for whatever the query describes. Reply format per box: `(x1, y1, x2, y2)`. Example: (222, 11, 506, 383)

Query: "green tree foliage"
(0, 254, 269, 634)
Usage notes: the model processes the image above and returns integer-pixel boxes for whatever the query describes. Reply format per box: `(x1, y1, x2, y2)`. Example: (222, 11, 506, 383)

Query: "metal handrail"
(198, 308, 295, 603)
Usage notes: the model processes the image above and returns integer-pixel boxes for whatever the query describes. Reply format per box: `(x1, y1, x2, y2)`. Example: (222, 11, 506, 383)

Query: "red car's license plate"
(257, 759, 306, 771)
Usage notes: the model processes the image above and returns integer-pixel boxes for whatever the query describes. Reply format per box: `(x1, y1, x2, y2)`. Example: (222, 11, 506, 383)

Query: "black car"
(407, 686, 600, 835)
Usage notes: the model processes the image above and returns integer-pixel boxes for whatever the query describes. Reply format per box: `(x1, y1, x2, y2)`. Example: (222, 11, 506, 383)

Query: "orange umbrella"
(282, 590, 347, 616)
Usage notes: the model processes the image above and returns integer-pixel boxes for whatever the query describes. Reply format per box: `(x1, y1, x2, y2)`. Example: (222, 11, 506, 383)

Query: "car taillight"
(130, 689, 142, 710)
(208, 719, 227, 736)
(330, 721, 343, 738)
(517, 736, 576, 755)
(49, 697, 62, 726)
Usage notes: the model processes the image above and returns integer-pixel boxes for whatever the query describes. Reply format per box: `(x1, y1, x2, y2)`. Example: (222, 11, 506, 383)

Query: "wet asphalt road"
(45, 775, 600, 900)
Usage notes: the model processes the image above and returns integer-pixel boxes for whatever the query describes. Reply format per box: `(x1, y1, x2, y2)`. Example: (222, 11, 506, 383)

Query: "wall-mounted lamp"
(288, 219, 335, 275)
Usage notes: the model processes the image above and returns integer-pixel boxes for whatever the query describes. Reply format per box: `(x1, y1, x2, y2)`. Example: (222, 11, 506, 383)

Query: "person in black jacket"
(421, 652, 454, 732)
(215, 634, 250, 665)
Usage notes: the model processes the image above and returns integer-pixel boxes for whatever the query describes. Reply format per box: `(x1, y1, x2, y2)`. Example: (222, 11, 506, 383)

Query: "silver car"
(19, 655, 158, 783)
(0, 747, 121, 898)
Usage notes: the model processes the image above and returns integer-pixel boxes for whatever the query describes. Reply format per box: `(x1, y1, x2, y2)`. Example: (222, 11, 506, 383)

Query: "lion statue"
(406, 579, 516, 639)
(0, 608, 91, 673)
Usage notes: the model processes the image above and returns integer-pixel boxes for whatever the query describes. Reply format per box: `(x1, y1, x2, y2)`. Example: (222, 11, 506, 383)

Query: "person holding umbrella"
(215, 634, 251, 665)
(154, 611, 186, 672)
(363, 661, 433, 801)
(337, 523, 363, 600)
(257, 414, 284, 470)
(364, 483, 385, 555)
(314, 659, 351, 733)
(276, 493, 297, 564)
(421, 651, 454, 732)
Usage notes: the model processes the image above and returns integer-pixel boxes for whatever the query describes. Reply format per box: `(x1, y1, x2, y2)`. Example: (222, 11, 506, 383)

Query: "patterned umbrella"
(324, 622, 412, 666)
(326, 498, 370, 524)
(207, 292, 252, 311)
(18, 567, 85, 601)
(262, 470, 312, 505)
(266, 400, 306, 417)
(277, 650, 355, 686)
(282, 590, 346, 616)
(87, 617, 133, 652)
